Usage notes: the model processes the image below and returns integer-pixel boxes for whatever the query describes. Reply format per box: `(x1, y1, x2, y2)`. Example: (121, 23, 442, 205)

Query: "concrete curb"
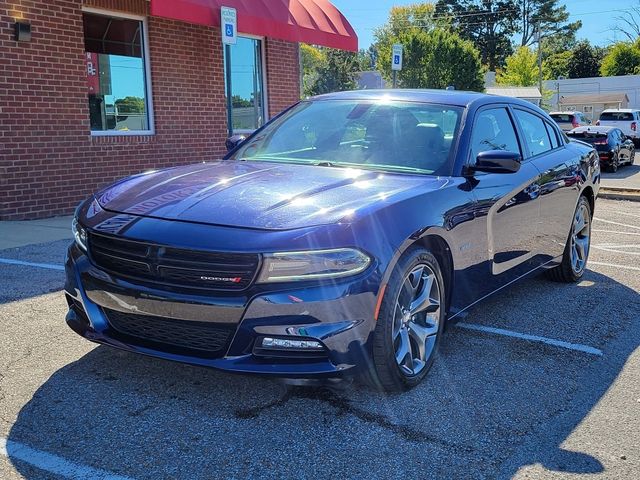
(599, 186, 640, 201)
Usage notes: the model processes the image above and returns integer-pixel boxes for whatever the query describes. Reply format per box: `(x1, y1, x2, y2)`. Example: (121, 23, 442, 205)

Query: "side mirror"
(470, 150, 521, 174)
(225, 134, 247, 152)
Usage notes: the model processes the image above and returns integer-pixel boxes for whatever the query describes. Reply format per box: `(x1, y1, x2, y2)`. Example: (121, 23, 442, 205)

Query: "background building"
(544, 75, 640, 120)
(485, 86, 542, 107)
(0, 0, 356, 220)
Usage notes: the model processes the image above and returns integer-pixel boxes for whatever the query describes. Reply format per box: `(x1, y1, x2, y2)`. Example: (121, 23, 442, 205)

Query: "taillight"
(595, 120, 600, 126)
(593, 140, 607, 145)
(632, 122, 637, 131)
(572, 118, 579, 128)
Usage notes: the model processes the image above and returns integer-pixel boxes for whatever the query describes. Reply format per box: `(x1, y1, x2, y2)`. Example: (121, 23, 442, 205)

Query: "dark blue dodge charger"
(65, 90, 599, 391)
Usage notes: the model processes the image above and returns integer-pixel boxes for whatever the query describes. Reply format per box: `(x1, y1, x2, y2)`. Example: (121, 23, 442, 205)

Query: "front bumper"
(64, 244, 379, 378)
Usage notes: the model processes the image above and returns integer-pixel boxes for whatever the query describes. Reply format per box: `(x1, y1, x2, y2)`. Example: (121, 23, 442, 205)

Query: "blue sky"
(332, 0, 631, 50)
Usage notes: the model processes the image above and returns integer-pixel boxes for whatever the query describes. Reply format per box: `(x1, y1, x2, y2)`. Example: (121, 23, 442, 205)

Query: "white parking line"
(613, 211, 640, 219)
(592, 229, 640, 236)
(456, 323, 603, 356)
(593, 218, 640, 230)
(592, 246, 640, 255)
(589, 261, 640, 272)
(0, 258, 64, 271)
(0, 437, 133, 480)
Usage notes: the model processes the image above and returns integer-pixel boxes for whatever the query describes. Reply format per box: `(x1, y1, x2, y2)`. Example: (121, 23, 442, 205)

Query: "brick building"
(0, 0, 356, 220)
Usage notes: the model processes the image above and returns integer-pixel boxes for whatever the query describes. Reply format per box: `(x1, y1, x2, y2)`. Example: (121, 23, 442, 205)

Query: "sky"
(332, 0, 633, 50)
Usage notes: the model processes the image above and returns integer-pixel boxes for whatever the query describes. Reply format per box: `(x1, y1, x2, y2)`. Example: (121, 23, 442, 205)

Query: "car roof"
(549, 111, 581, 115)
(601, 108, 639, 113)
(569, 126, 615, 134)
(308, 89, 542, 110)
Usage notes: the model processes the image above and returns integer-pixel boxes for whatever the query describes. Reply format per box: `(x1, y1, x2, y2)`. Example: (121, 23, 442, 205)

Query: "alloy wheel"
(570, 202, 590, 274)
(392, 264, 441, 376)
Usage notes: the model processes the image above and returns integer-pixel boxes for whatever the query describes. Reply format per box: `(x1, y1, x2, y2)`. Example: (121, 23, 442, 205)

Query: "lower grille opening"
(66, 294, 90, 327)
(103, 308, 236, 359)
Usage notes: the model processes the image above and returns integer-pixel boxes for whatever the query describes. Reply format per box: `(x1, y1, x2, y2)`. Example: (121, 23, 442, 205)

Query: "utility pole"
(536, 22, 543, 100)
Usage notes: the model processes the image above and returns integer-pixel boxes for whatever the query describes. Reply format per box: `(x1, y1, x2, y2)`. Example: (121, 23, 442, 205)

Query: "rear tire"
(546, 196, 592, 283)
(610, 153, 619, 173)
(369, 248, 446, 392)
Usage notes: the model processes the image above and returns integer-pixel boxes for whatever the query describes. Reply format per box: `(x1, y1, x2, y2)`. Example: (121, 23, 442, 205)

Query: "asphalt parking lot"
(0, 198, 639, 480)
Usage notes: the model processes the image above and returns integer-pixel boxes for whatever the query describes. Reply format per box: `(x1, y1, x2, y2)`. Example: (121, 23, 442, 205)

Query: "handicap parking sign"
(392, 44, 403, 71)
(221, 6, 237, 45)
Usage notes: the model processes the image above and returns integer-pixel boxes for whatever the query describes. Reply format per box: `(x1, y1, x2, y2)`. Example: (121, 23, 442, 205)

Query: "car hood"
(96, 161, 448, 230)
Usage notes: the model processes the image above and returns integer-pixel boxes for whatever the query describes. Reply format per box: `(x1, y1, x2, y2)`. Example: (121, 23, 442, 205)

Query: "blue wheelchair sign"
(225, 24, 234, 37)
(393, 54, 400, 65)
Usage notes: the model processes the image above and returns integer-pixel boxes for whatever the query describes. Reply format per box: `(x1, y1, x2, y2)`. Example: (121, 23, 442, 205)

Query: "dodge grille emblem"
(200, 276, 242, 283)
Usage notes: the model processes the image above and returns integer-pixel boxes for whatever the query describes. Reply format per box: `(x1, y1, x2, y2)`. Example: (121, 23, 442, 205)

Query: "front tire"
(546, 196, 592, 283)
(370, 248, 446, 392)
(610, 153, 619, 173)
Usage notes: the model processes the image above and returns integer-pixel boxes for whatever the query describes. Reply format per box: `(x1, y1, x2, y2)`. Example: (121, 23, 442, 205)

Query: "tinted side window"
(514, 109, 552, 157)
(544, 121, 559, 149)
(470, 108, 520, 161)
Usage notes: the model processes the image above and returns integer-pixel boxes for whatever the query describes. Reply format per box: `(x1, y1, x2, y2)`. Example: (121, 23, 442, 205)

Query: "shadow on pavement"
(6, 271, 640, 479)
(601, 163, 640, 180)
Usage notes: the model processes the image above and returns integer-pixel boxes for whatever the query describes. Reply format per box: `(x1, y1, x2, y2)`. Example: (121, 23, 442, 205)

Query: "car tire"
(546, 196, 592, 283)
(610, 153, 619, 173)
(368, 247, 446, 392)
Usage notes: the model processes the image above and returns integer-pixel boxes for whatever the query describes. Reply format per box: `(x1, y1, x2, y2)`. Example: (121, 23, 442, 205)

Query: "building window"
(224, 36, 265, 134)
(83, 12, 152, 134)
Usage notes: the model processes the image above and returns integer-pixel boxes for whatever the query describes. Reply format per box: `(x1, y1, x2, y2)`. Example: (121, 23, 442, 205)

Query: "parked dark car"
(567, 126, 635, 172)
(65, 90, 600, 392)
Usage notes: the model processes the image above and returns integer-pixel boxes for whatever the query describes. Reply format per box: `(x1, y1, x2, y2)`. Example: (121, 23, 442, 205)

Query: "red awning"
(150, 0, 357, 51)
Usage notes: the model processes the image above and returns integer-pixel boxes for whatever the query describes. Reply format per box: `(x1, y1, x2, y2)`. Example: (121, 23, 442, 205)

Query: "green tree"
(308, 48, 359, 96)
(373, 3, 439, 70)
(114, 96, 144, 114)
(435, 0, 518, 70)
(497, 46, 538, 86)
(231, 95, 252, 108)
(567, 41, 601, 78)
(601, 41, 640, 77)
(543, 50, 571, 80)
(377, 28, 484, 91)
(517, 0, 581, 49)
(300, 44, 326, 97)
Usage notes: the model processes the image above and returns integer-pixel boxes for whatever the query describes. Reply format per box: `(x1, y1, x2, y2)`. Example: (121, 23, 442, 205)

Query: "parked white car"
(549, 111, 591, 131)
(596, 109, 640, 145)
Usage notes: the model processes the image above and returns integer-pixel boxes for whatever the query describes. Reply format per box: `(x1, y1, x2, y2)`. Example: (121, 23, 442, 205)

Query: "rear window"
(600, 112, 634, 121)
(567, 131, 609, 145)
(550, 114, 573, 122)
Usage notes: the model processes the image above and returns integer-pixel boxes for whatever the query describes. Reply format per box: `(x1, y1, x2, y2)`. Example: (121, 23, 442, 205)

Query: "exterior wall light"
(15, 21, 31, 42)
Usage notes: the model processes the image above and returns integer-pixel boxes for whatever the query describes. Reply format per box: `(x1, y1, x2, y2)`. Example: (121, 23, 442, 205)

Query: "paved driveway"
(0, 199, 639, 479)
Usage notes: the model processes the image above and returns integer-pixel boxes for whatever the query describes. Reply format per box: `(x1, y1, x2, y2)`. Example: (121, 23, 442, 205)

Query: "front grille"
(104, 308, 235, 358)
(88, 232, 260, 291)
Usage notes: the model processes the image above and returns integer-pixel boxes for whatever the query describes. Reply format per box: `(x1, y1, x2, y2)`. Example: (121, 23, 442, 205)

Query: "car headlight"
(256, 248, 371, 283)
(72, 217, 88, 251)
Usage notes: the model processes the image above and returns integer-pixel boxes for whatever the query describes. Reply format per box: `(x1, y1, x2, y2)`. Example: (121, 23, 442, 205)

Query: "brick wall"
(0, 0, 300, 220)
(265, 39, 300, 118)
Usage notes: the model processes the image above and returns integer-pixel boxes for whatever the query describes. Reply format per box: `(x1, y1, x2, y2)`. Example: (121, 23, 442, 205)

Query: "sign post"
(221, 7, 237, 136)
(391, 44, 403, 88)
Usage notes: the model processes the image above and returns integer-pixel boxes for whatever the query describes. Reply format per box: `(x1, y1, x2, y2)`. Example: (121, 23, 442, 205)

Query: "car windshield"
(600, 112, 634, 121)
(229, 100, 464, 175)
